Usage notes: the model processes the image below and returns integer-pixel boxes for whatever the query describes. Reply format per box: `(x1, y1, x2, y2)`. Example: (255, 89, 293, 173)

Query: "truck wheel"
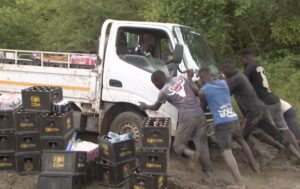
(110, 111, 144, 150)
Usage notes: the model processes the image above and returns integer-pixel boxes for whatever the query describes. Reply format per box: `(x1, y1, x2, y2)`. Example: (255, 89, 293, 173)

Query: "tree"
(142, 0, 300, 56)
(38, 0, 145, 51)
(0, 0, 145, 51)
(0, 0, 42, 49)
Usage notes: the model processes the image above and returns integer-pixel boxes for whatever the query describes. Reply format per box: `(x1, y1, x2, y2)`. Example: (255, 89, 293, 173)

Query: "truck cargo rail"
(0, 48, 98, 69)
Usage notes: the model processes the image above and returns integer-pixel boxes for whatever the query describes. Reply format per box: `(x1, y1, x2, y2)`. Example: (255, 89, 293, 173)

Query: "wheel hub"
(121, 121, 140, 141)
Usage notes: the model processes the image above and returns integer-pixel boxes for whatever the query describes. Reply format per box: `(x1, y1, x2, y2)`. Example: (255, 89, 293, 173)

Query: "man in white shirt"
(281, 99, 300, 144)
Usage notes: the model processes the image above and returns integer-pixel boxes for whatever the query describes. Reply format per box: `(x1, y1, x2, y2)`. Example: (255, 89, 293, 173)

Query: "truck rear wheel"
(110, 111, 144, 150)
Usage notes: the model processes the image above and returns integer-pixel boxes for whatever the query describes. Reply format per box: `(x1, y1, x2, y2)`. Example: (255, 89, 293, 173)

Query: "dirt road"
(1, 137, 300, 189)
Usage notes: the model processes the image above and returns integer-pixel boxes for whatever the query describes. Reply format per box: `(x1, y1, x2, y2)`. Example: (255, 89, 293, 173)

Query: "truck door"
(101, 23, 178, 136)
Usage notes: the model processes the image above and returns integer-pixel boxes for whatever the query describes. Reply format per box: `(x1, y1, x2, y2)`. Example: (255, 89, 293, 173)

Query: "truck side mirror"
(171, 44, 183, 64)
(166, 44, 183, 77)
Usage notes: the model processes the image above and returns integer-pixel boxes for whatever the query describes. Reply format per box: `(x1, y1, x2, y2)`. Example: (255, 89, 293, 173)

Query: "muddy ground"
(1, 136, 300, 189)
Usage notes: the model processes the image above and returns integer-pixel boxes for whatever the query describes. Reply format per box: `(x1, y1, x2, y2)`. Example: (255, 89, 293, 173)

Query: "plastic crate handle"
(0, 155, 9, 161)
(53, 93, 59, 100)
(48, 142, 58, 148)
(120, 143, 129, 151)
(0, 114, 9, 120)
(48, 120, 55, 126)
(0, 136, 7, 141)
(23, 116, 30, 122)
(24, 157, 33, 162)
(152, 131, 161, 137)
(148, 155, 159, 161)
(135, 177, 146, 185)
(23, 136, 33, 142)
(78, 154, 85, 162)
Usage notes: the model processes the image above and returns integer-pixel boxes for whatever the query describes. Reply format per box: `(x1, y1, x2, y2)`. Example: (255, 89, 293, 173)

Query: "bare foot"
(251, 161, 260, 173)
(201, 171, 215, 185)
(189, 151, 200, 172)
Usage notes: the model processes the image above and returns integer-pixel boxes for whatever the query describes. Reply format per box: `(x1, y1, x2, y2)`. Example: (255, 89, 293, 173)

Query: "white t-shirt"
(280, 99, 292, 113)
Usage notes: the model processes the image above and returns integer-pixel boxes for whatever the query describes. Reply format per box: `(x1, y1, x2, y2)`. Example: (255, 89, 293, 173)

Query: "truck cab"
(99, 20, 217, 144)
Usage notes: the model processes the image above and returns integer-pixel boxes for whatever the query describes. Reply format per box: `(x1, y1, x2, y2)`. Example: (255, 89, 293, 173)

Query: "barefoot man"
(198, 67, 259, 189)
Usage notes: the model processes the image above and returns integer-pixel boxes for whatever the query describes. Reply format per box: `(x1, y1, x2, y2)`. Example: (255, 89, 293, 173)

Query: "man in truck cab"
(138, 70, 213, 179)
(133, 32, 156, 57)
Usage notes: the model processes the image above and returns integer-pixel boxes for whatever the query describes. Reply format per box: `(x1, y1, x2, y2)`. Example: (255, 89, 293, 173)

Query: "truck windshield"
(174, 26, 218, 74)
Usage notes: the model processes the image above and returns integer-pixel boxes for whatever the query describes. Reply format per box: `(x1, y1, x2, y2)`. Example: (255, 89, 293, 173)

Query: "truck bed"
(0, 49, 101, 113)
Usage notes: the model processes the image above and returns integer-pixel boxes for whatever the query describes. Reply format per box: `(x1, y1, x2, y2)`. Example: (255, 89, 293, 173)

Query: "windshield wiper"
(189, 31, 202, 36)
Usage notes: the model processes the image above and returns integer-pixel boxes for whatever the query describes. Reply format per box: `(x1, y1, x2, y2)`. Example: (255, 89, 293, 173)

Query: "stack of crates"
(37, 150, 87, 189)
(0, 94, 19, 171)
(15, 106, 41, 174)
(129, 117, 170, 189)
(97, 133, 136, 187)
(39, 107, 74, 151)
(17, 86, 72, 174)
(21, 86, 73, 151)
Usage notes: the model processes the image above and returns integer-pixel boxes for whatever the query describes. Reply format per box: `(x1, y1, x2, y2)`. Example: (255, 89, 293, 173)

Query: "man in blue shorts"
(199, 67, 259, 189)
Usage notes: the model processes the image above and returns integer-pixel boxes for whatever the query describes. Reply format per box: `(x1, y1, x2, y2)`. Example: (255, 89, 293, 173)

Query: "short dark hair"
(221, 59, 236, 74)
(238, 49, 254, 57)
(222, 58, 235, 65)
(151, 70, 166, 83)
(198, 67, 211, 74)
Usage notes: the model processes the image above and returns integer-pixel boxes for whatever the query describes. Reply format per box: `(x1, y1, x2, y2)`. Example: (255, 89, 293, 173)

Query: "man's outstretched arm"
(139, 101, 162, 111)
(186, 69, 200, 96)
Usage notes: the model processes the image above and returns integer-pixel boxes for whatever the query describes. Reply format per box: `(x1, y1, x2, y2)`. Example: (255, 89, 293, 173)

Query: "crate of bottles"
(96, 158, 135, 187)
(98, 133, 135, 163)
(37, 172, 86, 189)
(0, 130, 15, 151)
(15, 108, 39, 132)
(41, 150, 87, 174)
(141, 117, 170, 150)
(39, 110, 73, 137)
(129, 168, 167, 189)
(21, 86, 63, 112)
(16, 131, 40, 152)
(0, 151, 16, 171)
(16, 151, 41, 174)
(138, 149, 168, 174)
(40, 129, 73, 150)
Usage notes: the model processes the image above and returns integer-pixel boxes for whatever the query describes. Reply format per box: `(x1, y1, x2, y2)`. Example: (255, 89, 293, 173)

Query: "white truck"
(0, 19, 217, 145)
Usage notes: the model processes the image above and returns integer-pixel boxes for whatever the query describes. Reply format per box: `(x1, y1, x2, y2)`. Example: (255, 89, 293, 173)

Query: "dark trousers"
(173, 115, 212, 171)
(243, 109, 290, 147)
(284, 108, 300, 140)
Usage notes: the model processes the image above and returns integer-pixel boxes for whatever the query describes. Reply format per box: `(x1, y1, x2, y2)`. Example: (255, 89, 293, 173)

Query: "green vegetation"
(0, 0, 299, 120)
(259, 53, 300, 114)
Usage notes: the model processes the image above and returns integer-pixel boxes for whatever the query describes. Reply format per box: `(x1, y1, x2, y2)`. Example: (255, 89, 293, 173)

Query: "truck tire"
(110, 111, 144, 150)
